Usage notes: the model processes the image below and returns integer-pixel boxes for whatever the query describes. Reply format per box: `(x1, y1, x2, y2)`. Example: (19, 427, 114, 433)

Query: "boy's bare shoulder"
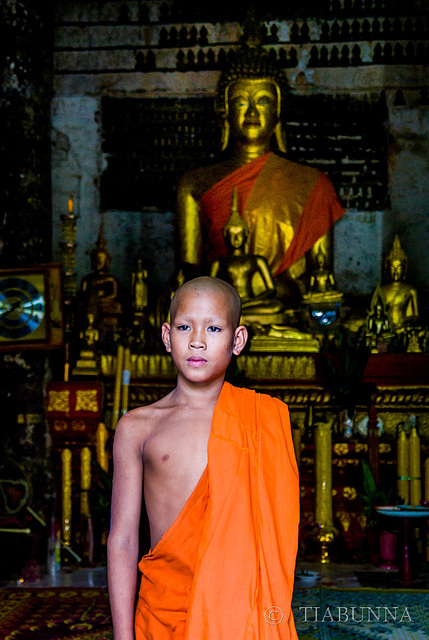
(114, 392, 176, 447)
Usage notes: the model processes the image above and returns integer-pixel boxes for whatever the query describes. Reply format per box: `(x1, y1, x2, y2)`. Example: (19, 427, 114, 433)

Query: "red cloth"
(135, 382, 300, 639)
(200, 152, 344, 276)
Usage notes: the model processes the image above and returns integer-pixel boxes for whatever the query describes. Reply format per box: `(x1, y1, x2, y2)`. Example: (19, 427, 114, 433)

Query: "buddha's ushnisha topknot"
(215, 10, 289, 118)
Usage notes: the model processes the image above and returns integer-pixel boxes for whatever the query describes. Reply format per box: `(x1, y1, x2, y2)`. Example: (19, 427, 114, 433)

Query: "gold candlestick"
(96, 423, 109, 472)
(111, 345, 124, 430)
(397, 427, 409, 505)
(315, 421, 334, 563)
(80, 447, 91, 518)
(409, 426, 421, 506)
(315, 422, 333, 526)
(61, 448, 72, 554)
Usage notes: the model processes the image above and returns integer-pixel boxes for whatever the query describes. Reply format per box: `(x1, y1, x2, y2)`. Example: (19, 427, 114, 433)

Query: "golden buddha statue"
(210, 189, 285, 324)
(374, 235, 419, 332)
(131, 254, 148, 323)
(209, 190, 319, 352)
(73, 313, 100, 376)
(365, 295, 393, 353)
(303, 248, 343, 304)
(177, 15, 344, 298)
(79, 223, 122, 332)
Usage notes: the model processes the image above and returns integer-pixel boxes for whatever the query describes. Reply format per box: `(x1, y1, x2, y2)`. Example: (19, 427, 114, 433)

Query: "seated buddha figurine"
(209, 188, 285, 325)
(79, 224, 122, 332)
(303, 248, 343, 304)
(373, 235, 419, 332)
(365, 295, 393, 353)
(177, 15, 344, 298)
(73, 313, 100, 376)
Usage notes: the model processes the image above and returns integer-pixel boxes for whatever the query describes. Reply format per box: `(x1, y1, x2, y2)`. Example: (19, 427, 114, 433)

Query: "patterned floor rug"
(292, 587, 429, 639)
(0, 588, 113, 640)
(1, 586, 429, 639)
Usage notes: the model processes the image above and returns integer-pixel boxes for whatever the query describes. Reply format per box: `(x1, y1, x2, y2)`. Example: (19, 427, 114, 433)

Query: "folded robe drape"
(135, 382, 300, 639)
(199, 152, 345, 279)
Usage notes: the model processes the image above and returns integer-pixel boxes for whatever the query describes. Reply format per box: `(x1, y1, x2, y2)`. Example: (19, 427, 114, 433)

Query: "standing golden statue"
(131, 254, 148, 322)
(177, 15, 344, 299)
(374, 235, 419, 332)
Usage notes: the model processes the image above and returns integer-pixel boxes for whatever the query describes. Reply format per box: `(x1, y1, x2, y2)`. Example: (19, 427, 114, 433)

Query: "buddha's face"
(390, 259, 404, 282)
(94, 250, 108, 271)
(227, 79, 279, 145)
(226, 225, 247, 249)
(316, 253, 326, 269)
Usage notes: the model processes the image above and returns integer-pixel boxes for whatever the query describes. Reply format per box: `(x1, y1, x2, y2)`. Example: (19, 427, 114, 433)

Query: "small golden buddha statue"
(177, 13, 344, 295)
(131, 254, 148, 323)
(303, 248, 343, 304)
(374, 235, 419, 332)
(365, 295, 393, 353)
(79, 223, 122, 331)
(73, 313, 100, 376)
(210, 189, 285, 325)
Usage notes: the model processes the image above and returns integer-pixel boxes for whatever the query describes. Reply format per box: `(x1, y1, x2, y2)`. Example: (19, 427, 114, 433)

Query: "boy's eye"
(177, 324, 190, 331)
(207, 326, 221, 332)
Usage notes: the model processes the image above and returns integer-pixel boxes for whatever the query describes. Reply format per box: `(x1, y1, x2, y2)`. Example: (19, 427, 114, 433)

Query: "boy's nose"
(189, 332, 206, 349)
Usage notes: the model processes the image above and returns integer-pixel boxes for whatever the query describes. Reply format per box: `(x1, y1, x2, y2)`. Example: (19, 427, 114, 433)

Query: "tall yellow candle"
(409, 426, 421, 506)
(80, 447, 91, 517)
(121, 347, 131, 416)
(62, 448, 72, 548)
(67, 195, 74, 214)
(315, 422, 333, 527)
(96, 422, 109, 472)
(397, 428, 409, 505)
(111, 345, 124, 430)
(425, 458, 429, 503)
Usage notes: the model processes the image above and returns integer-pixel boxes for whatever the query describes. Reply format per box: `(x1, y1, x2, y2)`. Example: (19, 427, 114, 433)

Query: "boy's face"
(162, 287, 247, 385)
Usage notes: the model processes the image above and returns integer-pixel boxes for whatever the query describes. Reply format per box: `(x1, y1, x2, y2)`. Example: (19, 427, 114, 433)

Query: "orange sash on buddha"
(199, 152, 344, 277)
(135, 382, 300, 639)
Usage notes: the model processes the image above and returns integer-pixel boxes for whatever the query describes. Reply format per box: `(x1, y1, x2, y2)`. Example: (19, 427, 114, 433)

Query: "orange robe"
(199, 152, 345, 278)
(135, 382, 300, 639)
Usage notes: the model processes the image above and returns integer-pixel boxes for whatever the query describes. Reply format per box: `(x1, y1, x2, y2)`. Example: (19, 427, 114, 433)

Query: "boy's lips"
(187, 356, 207, 367)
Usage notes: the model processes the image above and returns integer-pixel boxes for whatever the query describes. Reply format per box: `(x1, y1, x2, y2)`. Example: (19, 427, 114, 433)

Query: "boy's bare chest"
(143, 408, 213, 471)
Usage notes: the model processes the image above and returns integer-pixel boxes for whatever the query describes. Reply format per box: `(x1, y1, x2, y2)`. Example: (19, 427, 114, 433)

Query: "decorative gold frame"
(0, 263, 63, 351)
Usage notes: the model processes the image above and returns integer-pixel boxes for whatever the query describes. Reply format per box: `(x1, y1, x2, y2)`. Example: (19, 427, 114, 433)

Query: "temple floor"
(2, 559, 429, 590)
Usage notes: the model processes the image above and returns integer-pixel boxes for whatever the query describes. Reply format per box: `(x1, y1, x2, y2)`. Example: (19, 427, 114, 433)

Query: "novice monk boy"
(107, 276, 299, 640)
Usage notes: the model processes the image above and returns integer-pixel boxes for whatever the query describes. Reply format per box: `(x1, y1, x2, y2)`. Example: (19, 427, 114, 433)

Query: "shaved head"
(170, 277, 242, 328)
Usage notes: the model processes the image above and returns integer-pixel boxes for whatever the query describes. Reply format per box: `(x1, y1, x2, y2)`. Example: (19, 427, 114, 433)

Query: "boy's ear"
(161, 322, 172, 352)
(232, 325, 248, 356)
